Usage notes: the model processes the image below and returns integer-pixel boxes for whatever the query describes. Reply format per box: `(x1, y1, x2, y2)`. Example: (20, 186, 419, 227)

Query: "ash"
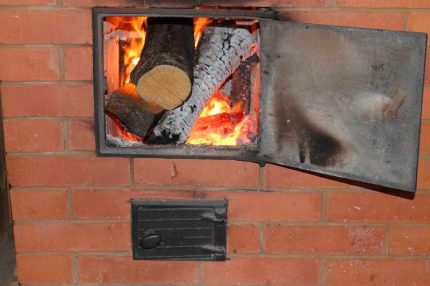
(106, 134, 145, 147)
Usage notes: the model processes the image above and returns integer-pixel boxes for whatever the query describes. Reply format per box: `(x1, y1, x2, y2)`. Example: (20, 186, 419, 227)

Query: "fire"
(107, 17, 257, 146)
(186, 90, 256, 146)
(120, 17, 147, 85)
(194, 18, 211, 47)
(109, 116, 142, 141)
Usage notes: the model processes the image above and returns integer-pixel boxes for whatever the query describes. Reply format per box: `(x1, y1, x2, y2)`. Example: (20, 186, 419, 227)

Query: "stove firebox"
(93, 7, 427, 192)
(94, 8, 274, 161)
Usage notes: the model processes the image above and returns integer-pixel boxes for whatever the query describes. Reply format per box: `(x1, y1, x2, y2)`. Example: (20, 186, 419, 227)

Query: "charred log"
(149, 26, 256, 144)
(105, 84, 163, 137)
(230, 54, 259, 114)
(130, 17, 194, 110)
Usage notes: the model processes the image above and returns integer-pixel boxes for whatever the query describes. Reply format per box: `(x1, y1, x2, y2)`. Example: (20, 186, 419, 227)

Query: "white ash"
(106, 134, 145, 147)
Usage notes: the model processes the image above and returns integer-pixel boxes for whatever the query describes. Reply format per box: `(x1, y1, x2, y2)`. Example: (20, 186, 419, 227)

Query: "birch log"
(149, 26, 256, 144)
(130, 17, 194, 110)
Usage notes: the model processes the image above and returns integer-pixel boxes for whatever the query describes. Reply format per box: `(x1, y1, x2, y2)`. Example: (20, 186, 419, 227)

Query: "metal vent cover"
(131, 199, 227, 260)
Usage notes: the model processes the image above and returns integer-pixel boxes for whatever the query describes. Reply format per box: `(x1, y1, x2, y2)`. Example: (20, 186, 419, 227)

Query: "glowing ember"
(186, 91, 256, 146)
(110, 116, 142, 141)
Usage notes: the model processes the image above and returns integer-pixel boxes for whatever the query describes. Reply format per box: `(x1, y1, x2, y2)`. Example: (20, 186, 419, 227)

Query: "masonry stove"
(93, 7, 427, 192)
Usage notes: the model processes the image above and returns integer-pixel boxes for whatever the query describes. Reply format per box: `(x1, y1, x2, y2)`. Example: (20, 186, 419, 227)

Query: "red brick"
(134, 159, 259, 187)
(423, 87, 430, 119)
(11, 189, 68, 220)
(201, 0, 334, 7)
(0, 0, 54, 4)
(228, 224, 261, 254)
(16, 254, 72, 284)
(4, 119, 63, 152)
(288, 11, 405, 30)
(7, 156, 130, 187)
(78, 255, 197, 284)
(64, 0, 332, 7)
(265, 225, 385, 255)
(0, 48, 60, 81)
(420, 121, 430, 154)
(201, 191, 321, 222)
(64, 47, 92, 80)
(417, 158, 430, 189)
(14, 222, 129, 252)
(327, 258, 430, 285)
(1, 84, 93, 117)
(72, 189, 195, 219)
(202, 257, 321, 285)
(409, 12, 430, 38)
(264, 164, 352, 189)
(390, 226, 430, 256)
(340, 0, 430, 8)
(426, 51, 430, 84)
(64, 0, 143, 7)
(327, 191, 430, 222)
(0, 10, 90, 44)
(68, 119, 95, 151)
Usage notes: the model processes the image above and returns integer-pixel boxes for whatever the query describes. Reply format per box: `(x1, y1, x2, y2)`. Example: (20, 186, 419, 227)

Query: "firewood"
(230, 54, 259, 114)
(130, 17, 194, 110)
(149, 26, 256, 144)
(105, 84, 163, 138)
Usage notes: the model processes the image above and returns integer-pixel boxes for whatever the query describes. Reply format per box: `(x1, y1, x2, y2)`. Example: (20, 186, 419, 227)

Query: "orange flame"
(121, 17, 147, 85)
(194, 18, 211, 48)
(107, 17, 257, 146)
(186, 90, 256, 146)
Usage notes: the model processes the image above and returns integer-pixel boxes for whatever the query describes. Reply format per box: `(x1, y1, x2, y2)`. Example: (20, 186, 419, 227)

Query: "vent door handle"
(200, 212, 225, 223)
(200, 245, 225, 254)
(140, 234, 163, 249)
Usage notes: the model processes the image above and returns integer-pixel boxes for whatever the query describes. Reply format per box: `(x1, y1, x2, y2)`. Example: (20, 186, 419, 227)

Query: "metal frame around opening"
(93, 7, 274, 160)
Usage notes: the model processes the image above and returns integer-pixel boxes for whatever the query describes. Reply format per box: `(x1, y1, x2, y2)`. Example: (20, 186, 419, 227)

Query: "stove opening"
(102, 16, 260, 148)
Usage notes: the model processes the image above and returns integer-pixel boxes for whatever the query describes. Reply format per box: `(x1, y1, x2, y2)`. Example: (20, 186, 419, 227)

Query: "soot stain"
(276, 100, 345, 168)
(307, 129, 344, 167)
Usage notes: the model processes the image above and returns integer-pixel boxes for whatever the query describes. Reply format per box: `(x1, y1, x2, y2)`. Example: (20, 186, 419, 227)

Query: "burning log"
(130, 17, 194, 110)
(105, 84, 163, 138)
(230, 54, 259, 114)
(149, 26, 256, 144)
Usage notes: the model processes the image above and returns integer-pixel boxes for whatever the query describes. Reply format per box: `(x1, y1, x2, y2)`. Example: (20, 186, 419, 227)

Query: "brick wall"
(0, 0, 429, 285)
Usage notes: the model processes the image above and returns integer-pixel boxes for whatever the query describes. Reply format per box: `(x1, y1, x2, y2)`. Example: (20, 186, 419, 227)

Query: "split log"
(230, 54, 259, 114)
(130, 17, 194, 110)
(105, 84, 163, 138)
(149, 26, 256, 144)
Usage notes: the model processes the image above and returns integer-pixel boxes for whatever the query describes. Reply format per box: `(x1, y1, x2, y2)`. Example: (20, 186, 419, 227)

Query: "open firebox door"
(257, 20, 427, 192)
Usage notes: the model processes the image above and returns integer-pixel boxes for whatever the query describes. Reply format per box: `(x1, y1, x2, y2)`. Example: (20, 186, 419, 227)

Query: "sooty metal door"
(258, 20, 427, 192)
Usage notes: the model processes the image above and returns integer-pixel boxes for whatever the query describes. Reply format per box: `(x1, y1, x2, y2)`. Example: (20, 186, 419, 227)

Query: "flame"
(107, 17, 257, 146)
(186, 90, 256, 146)
(194, 18, 211, 48)
(121, 17, 147, 85)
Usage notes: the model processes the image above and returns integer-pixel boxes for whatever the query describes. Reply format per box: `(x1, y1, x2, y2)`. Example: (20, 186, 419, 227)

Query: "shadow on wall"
(282, 164, 416, 200)
(0, 231, 17, 286)
(0, 83, 17, 285)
